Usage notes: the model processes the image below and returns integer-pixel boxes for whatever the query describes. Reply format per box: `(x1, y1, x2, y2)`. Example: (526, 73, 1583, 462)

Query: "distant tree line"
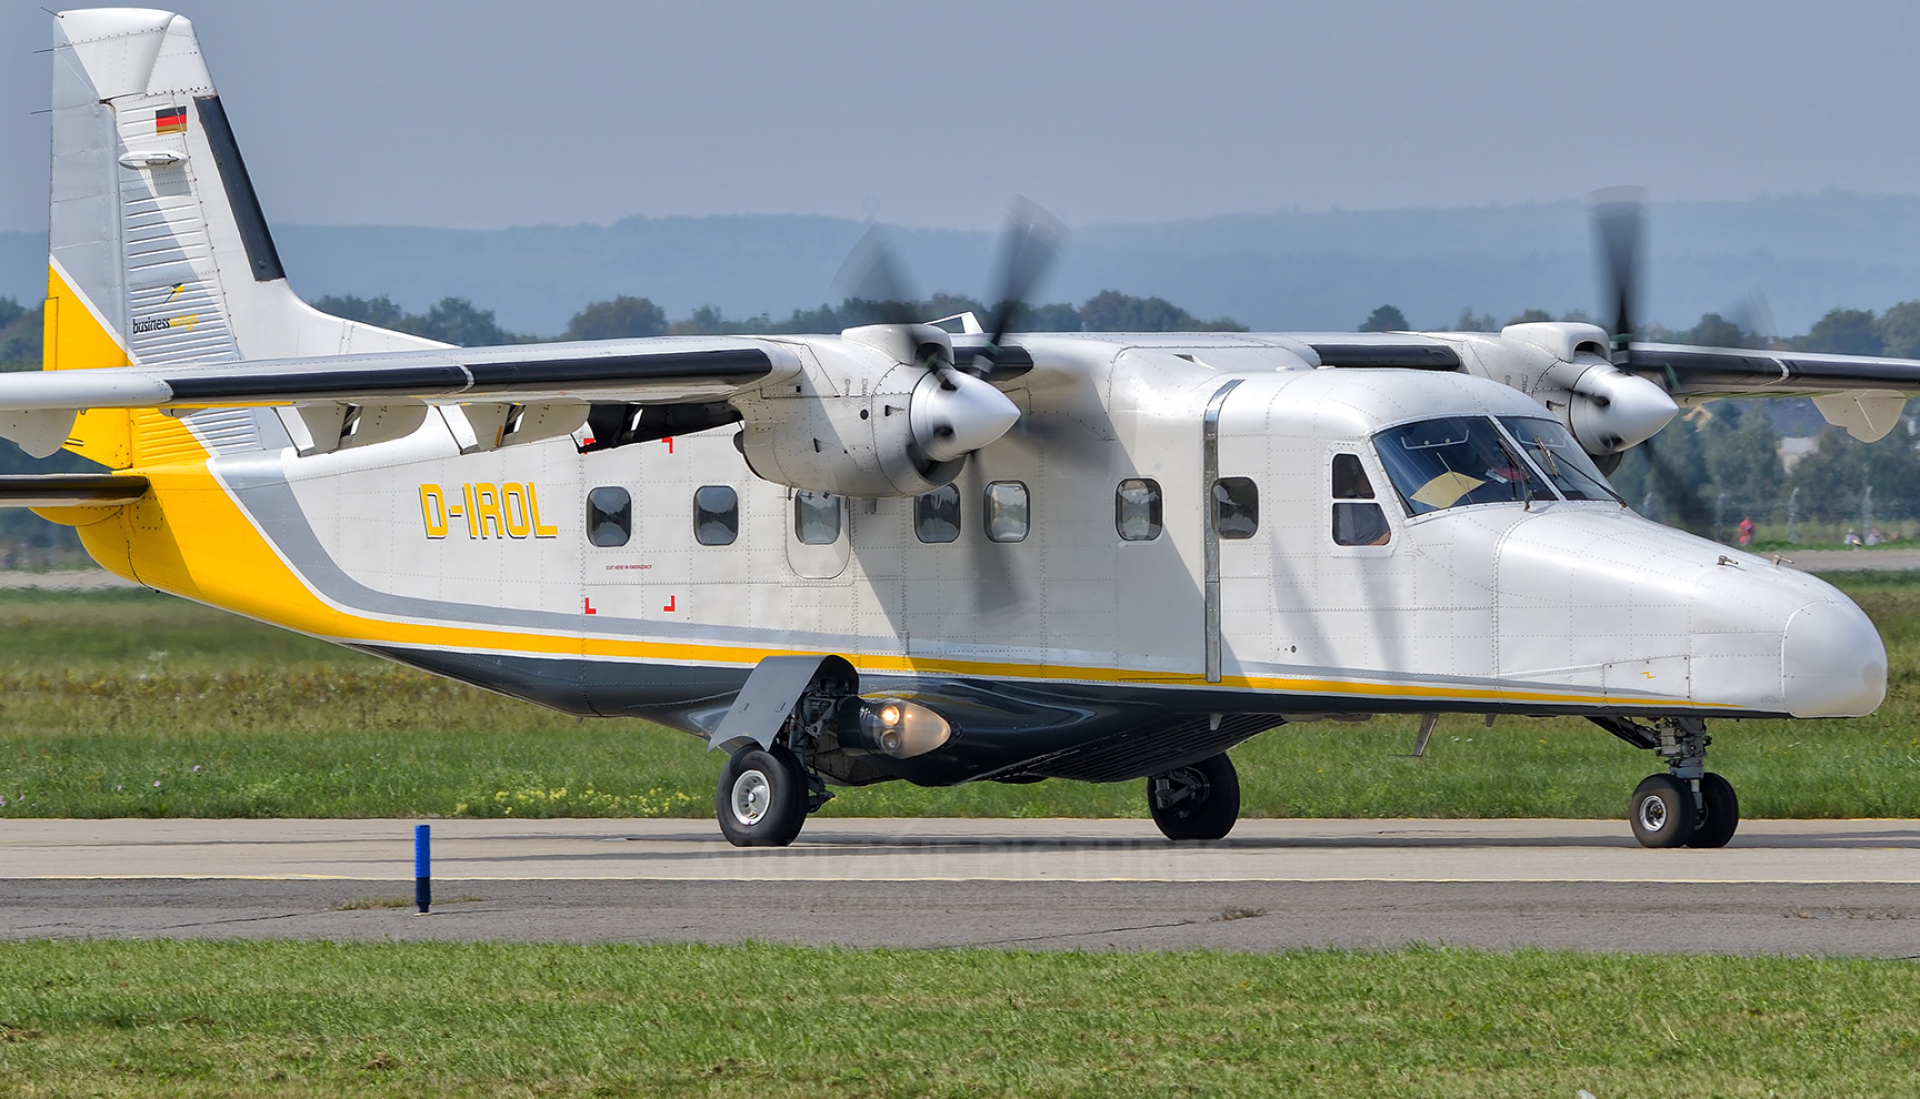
(0, 287, 1248, 369)
(312, 289, 1249, 344)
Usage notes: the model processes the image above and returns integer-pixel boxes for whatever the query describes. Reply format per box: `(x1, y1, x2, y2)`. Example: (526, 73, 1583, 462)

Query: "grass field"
(1, 940, 1917, 1098)
(1, 573, 1917, 820)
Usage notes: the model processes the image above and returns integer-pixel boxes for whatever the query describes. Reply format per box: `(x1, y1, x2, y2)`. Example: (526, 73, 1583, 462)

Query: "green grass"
(1, 577, 1919, 820)
(0, 940, 1917, 1098)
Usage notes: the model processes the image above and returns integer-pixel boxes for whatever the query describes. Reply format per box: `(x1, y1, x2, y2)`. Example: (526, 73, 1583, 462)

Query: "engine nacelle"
(732, 329, 1020, 497)
(1453, 322, 1677, 457)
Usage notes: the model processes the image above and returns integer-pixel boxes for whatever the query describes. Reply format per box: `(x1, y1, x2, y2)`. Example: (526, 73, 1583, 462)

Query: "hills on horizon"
(8, 191, 1920, 337)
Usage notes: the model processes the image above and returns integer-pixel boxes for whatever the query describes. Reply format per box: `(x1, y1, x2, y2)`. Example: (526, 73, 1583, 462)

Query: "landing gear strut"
(1147, 753, 1241, 841)
(1594, 716, 1740, 849)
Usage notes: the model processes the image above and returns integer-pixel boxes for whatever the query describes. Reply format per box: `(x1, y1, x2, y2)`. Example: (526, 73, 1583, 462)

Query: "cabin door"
(1111, 373, 1226, 679)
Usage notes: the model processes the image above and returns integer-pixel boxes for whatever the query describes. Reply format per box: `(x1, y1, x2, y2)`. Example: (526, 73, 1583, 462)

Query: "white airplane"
(3, 9, 1908, 849)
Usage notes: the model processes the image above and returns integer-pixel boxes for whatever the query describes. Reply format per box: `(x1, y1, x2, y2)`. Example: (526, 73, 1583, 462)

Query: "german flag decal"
(155, 107, 187, 135)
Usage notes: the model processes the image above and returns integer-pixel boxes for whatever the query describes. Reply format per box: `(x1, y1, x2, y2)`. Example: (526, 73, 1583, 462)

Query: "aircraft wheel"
(1147, 753, 1240, 842)
(1685, 772, 1740, 849)
(1628, 774, 1696, 849)
(716, 744, 808, 848)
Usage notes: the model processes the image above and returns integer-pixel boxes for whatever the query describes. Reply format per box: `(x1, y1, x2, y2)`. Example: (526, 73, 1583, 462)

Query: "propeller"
(835, 199, 1067, 375)
(977, 198, 1067, 376)
(1590, 185, 1647, 366)
(831, 201, 1080, 473)
(1638, 434, 1711, 533)
(829, 202, 1073, 615)
(1726, 288, 1778, 349)
(833, 224, 922, 327)
(1565, 187, 1680, 470)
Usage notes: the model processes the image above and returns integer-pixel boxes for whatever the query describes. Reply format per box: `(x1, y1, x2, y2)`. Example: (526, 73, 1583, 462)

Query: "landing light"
(844, 697, 952, 760)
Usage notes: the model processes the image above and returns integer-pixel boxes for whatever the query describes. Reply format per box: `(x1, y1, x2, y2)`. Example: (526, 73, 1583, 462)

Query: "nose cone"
(1783, 600, 1887, 717)
(911, 370, 1020, 463)
(1491, 507, 1887, 717)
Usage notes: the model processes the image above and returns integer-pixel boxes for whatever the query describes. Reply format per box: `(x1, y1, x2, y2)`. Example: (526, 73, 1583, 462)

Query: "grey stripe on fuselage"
(209, 450, 1764, 719)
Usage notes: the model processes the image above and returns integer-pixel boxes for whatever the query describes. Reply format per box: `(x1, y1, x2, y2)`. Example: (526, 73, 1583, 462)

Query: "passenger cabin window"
(985, 481, 1030, 543)
(1331, 454, 1391, 547)
(1115, 478, 1162, 541)
(793, 490, 841, 545)
(915, 484, 961, 544)
(1213, 477, 1259, 539)
(694, 485, 739, 546)
(1372, 416, 1553, 514)
(586, 486, 632, 547)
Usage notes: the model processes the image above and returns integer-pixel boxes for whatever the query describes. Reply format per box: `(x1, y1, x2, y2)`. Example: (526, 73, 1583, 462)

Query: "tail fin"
(46, 8, 439, 378)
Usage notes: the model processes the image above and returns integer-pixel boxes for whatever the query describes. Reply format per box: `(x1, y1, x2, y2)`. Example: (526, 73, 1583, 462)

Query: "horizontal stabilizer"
(0, 474, 149, 508)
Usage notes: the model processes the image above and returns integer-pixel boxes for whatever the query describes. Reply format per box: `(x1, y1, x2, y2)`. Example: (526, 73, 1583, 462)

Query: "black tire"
(716, 744, 808, 848)
(1147, 753, 1241, 842)
(1685, 772, 1740, 849)
(1628, 773, 1696, 849)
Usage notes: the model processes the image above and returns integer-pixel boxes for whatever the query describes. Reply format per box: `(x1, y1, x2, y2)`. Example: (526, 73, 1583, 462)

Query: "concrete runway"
(5, 818, 1919, 955)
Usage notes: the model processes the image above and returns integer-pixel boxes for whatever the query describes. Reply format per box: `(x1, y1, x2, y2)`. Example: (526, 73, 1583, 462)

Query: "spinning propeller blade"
(831, 200, 1066, 377)
(1589, 188, 1716, 531)
(832, 225, 921, 326)
(1590, 185, 1646, 365)
(1638, 434, 1711, 534)
(981, 197, 1068, 366)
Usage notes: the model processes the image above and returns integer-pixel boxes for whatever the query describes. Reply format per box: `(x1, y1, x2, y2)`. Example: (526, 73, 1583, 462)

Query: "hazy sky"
(7, 1, 1920, 233)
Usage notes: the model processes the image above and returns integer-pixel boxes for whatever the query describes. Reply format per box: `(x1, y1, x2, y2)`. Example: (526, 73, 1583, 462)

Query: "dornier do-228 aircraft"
(5, 8, 1911, 849)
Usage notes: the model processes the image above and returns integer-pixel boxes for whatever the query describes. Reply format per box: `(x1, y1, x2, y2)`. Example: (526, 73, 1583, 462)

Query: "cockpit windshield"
(1372, 416, 1554, 514)
(1497, 416, 1622, 503)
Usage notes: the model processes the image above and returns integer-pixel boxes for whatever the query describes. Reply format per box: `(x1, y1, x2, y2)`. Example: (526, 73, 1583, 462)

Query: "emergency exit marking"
(663, 595, 677, 612)
(583, 597, 597, 615)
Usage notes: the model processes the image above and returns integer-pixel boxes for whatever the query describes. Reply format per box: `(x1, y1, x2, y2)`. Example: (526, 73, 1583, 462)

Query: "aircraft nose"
(1782, 600, 1886, 718)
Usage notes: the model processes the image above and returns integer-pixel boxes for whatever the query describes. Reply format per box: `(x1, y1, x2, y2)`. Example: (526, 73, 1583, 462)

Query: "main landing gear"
(1595, 716, 1740, 849)
(716, 744, 812, 847)
(1147, 753, 1241, 841)
(716, 741, 838, 848)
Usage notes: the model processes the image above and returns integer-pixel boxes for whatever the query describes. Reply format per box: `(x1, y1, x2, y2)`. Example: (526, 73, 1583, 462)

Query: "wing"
(0, 337, 799, 458)
(1626, 342, 1920, 397)
(1626, 342, 1920, 443)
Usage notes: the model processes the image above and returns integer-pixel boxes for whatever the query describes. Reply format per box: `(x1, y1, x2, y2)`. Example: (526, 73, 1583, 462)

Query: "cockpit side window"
(1497, 417, 1622, 503)
(1331, 453, 1391, 546)
(1373, 416, 1555, 515)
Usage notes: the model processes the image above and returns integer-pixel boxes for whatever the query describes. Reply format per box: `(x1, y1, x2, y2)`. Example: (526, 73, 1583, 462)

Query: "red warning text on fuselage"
(418, 483, 559, 540)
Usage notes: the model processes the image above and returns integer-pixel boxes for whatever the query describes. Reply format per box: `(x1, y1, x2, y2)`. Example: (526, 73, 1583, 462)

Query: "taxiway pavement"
(5, 818, 1918, 955)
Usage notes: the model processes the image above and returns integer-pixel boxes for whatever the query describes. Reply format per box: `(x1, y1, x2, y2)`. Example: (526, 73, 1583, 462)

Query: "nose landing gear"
(1595, 715, 1740, 849)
